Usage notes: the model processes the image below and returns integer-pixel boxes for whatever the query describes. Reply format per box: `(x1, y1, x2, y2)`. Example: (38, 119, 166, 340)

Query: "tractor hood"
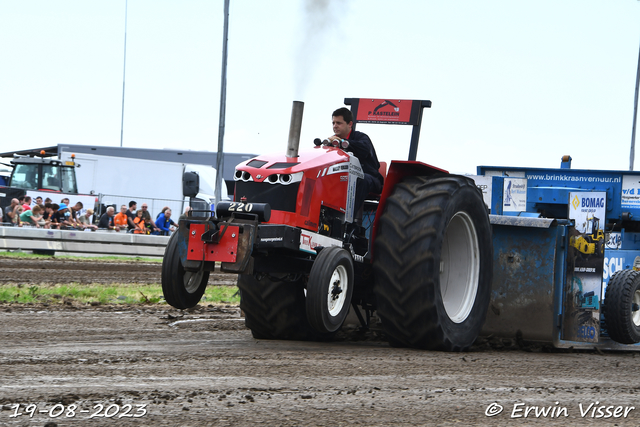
(233, 145, 362, 230)
(234, 145, 351, 182)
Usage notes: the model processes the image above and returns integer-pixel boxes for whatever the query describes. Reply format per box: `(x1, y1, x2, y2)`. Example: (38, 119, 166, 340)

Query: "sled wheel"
(306, 246, 354, 334)
(604, 270, 640, 344)
(238, 273, 317, 340)
(373, 175, 492, 351)
(162, 232, 209, 309)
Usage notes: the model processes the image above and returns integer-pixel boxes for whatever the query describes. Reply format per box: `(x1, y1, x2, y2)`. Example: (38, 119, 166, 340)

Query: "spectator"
(143, 215, 155, 234)
(62, 204, 75, 229)
(42, 203, 55, 223)
(155, 208, 176, 236)
(50, 203, 74, 229)
(139, 203, 161, 234)
(49, 205, 61, 229)
(126, 201, 137, 231)
(133, 210, 147, 234)
(35, 196, 44, 209)
(22, 196, 32, 211)
(4, 198, 19, 224)
(19, 205, 46, 228)
(60, 198, 71, 218)
(69, 201, 83, 225)
(156, 206, 170, 220)
(78, 208, 98, 231)
(114, 205, 129, 230)
(44, 197, 52, 204)
(13, 206, 24, 226)
(98, 206, 121, 231)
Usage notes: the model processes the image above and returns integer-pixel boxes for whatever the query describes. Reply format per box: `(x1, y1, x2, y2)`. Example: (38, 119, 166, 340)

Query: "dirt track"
(1, 257, 640, 426)
(0, 256, 236, 286)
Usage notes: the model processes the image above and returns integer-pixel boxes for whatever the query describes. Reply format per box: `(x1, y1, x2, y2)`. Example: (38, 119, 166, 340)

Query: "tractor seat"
(365, 161, 387, 201)
(355, 162, 387, 234)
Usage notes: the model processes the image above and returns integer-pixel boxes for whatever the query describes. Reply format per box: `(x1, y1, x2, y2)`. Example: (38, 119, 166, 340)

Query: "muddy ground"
(0, 256, 236, 286)
(1, 257, 640, 426)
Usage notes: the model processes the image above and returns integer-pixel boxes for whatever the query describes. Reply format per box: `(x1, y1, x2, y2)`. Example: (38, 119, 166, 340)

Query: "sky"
(1, 0, 640, 175)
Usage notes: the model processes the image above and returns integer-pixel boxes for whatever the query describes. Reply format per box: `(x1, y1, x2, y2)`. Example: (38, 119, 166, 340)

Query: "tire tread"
(161, 233, 209, 309)
(604, 270, 640, 344)
(373, 175, 492, 351)
(238, 274, 315, 340)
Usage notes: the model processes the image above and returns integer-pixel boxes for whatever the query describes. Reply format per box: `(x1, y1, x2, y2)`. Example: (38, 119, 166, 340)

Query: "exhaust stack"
(286, 101, 304, 158)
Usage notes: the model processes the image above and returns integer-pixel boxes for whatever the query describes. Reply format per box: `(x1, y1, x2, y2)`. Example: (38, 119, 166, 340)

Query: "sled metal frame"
(483, 216, 640, 351)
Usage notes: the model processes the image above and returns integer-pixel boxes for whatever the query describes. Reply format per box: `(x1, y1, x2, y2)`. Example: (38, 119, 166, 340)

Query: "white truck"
(58, 152, 227, 218)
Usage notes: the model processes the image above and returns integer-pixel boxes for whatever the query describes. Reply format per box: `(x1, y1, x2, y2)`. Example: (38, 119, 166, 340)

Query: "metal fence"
(0, 225, 169, 257)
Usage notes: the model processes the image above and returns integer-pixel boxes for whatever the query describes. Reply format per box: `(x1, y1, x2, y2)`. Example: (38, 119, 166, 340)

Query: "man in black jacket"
(326, 107, 384, 214)
(98, 206, 122, 231)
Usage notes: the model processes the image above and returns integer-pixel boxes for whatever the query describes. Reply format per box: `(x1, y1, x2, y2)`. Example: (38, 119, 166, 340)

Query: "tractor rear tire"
(306, 247, 354, 334)
(238, 273, 316, 340)
(604, 270, 640, 344)
(373, 175, 492, 351)
(162, 232, 210, 309)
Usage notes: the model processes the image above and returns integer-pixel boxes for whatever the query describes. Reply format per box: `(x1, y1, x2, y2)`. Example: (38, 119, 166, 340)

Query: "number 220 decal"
(227, 202, 253, 212)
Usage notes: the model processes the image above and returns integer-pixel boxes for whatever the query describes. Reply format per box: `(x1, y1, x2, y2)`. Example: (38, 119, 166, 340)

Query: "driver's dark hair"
(332, 107, 353, 124)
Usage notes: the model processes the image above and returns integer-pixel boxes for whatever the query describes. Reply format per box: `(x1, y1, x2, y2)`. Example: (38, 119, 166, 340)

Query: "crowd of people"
(95, 201, 179, 235)
(1, 197, 181, 236)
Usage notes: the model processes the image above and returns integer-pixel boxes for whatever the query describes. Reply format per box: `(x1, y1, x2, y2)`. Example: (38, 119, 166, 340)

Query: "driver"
(326, 107, 384, 213)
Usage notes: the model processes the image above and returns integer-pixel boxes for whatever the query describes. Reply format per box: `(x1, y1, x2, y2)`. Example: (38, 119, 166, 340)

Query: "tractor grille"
(235, 181, 300, 212)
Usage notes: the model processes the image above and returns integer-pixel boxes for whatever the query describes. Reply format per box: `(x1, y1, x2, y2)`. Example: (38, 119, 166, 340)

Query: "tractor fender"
(371, 160, 448, 248)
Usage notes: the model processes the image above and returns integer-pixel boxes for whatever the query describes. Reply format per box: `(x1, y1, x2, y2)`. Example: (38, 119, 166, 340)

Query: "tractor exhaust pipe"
(286, 101, 304, 158)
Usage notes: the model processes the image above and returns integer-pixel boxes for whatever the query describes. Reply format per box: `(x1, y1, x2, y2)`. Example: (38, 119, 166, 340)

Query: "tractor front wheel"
(162, 232, 210, 309)
(373, 175, 492, 351)
(306, 246, 354, 334)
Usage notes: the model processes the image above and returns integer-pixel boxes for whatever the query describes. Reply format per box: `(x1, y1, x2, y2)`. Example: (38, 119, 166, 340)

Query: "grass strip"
(0, 283, 239, 306)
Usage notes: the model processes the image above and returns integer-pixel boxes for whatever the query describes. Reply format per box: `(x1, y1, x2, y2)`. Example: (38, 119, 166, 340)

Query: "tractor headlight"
(233, 169, 254, 182)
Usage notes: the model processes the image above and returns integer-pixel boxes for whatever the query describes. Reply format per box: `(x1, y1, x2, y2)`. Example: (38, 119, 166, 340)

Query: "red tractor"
(162, 99, 492, 351)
